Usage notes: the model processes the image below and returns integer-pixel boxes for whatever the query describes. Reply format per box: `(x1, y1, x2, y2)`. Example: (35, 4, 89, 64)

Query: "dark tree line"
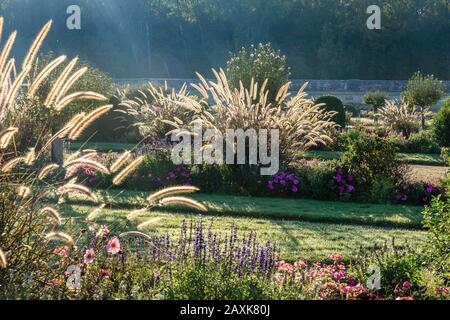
(0, 0, 448, 79)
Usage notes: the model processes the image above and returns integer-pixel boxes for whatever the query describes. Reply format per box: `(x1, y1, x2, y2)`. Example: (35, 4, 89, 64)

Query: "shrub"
(431, 97, 450, 148)
(226, 43, 290, 103)
(407, 130, 440, 154)
(363, 91, 389, 113)
(296, 160, 338, 200)
(423, 195, 450, 278)
(342, 135, 405, 192)
(315, 95, 346, 128)
(369, 175, 395, 204)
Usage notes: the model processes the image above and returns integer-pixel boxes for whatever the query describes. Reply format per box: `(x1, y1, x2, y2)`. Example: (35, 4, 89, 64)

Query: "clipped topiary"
(431, 97, 450, 148)
(315, 95, 346, 128)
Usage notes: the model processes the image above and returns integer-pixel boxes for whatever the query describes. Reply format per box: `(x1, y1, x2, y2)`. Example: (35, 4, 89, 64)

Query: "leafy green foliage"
(402, 72, 444, 110)
(407, 130, 440, 154)
(423, 195, 450, 278)
(363, 91, 389, 112)
(402, 71, 444, 128)
(315, 96, 346, 128)
(342, 135, 405, 192)
(431, 97, 450, 148)
(351, 244, 425, 299)
(3, 0, 448, 79)
(369, 175, 395, 204)
(226, 43, 290, 103)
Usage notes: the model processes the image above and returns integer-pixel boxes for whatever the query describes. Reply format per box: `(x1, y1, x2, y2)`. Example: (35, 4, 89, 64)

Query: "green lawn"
(304, 150, 444, 166)
(62, 189, 424, 229)
(62, 204, 427, 262)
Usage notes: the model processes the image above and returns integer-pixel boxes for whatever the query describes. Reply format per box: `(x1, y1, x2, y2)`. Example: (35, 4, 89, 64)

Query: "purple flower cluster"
(333, 168, 355, 200)
(268, 171, 299, 193)
(395, 182, 445, 205)
(166, 164, 191, 185)
(138, 219, 277, 279)
(422, 183, 445, 204)
(135, 137, 173, 156)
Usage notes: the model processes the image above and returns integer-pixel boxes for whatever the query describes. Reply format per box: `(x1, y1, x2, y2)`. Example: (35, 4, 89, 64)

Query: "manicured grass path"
(64, 189, 424, 229)
(304, 150, 444, 166)
(62, 204, 427, 262)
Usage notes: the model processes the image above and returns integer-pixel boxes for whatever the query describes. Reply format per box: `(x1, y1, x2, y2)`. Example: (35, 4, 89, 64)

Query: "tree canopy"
(1, 0, 448, 79)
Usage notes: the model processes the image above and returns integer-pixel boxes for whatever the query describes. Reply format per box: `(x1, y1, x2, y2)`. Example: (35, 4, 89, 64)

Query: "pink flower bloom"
(275, 260, 294, 274)
(332, 272, 344, 281)
(435, 287, 450, 295)
(330, 253, 343, 262)
(83, 248, 95, 264)
(294, 260, 307, 269)
(106, 237, 121, 255)
(396, 296, 413, 300)
(402, 281, 412, 290)
(53, 246, 70, 258)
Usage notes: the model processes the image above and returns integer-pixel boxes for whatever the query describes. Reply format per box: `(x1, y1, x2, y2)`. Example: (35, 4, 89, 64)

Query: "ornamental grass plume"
(40, 206, 62, 225)
(45, 232, 74, 244)
(57, 183, 98, 202)
(119, 231, 153, 242)
(86, 204, 106, 222)
(112, 155, 144, 185)
(110, 151, 132, 173)
(126, 69, 337, 165)
(0, 15, 209, 299)
(0, 247, 7, 268)
(1, 156, 25, 172)
(68, 104, 113, 140)
(0, 127, 18, 149)
(126, 208, 149, 221)
(159, 196, 207, 212)
(64, 158, 110, 175)
(147, 186, 200, 203)
(137, 217, 162, 230)
(37, 163, 59, 180)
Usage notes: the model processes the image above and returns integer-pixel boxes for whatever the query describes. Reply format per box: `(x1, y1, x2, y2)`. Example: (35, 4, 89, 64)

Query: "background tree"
(431, 97, 450, 148)
(363, 92, 389, 113)
(401, 71, 444, 129)
(363, 91, 389, 124)
(0, 0, 448, 80)
(226, 43, 291, 103)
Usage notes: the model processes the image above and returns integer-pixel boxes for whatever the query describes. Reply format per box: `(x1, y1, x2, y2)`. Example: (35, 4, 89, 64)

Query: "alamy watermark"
(366, 265, 381, 290)
(170, 123, 279, 175)
(367, 5, 381, 30)
(66, 5, 81, 30)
